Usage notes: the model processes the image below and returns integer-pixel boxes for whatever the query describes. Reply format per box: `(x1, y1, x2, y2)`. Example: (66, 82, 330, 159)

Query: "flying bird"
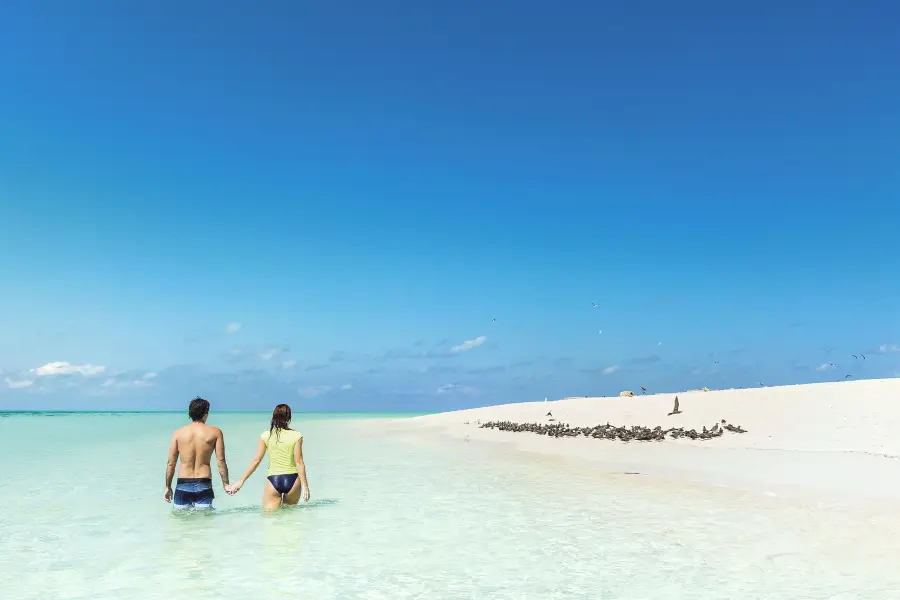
(657, 341, 663, 347)
(598, 329, 603, 335)
(591, 302, 600, 308)
(861, 354, 867, 360)
(667, 396, 681, 416)
(640, 386, 647, 394)
(845, 374, 852, 379)
(852, 355, 858, 359)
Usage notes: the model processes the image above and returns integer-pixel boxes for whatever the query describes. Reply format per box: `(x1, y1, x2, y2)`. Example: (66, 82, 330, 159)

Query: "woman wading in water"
(228, 404, 310, 509)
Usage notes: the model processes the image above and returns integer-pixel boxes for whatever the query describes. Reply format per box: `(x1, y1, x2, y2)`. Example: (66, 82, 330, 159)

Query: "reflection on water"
(2, 413, 900, 600)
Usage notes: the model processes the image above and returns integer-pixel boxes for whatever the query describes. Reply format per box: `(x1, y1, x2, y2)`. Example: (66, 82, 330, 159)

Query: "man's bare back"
(164, 398, 229, 508)
(171, 422, 224, 478)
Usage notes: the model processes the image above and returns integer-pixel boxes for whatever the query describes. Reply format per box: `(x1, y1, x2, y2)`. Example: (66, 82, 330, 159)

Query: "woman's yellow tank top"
(261, 428, 302, 476)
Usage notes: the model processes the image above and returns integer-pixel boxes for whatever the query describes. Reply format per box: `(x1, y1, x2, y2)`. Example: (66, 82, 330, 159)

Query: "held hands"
(225, 480, 243, 495)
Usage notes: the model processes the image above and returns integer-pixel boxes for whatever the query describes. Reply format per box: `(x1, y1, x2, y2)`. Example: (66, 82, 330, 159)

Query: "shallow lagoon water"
(2, 412, 899, 599)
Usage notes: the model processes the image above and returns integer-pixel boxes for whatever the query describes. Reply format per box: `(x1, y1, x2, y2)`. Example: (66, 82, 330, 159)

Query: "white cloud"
(815, 363, 835, 372)
(602, 365, 621, 375)
(879, 344, 900, 354)
(340, 383, 353, 390)
(450, 336, 486, 354)
(4, 377, 34, 389)
(225, 322, 242, 334)
(32, 361, 105, 377)
(281, 359, 297, 369)
(298, 385, 331, 398)
(436, 383, 474, 394)
(260, 348, 284, 361)
(100, 372, 156, 390)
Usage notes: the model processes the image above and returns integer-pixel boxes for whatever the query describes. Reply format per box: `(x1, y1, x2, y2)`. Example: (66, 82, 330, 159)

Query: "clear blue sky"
(2, 1, 898, 411)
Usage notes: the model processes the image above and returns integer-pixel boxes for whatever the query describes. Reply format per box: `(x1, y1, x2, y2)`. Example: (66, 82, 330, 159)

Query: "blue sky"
(2, 1, 899, 411)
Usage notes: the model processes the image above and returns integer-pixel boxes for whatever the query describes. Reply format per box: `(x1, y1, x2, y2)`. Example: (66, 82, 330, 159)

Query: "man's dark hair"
(188, 397, 210, 422)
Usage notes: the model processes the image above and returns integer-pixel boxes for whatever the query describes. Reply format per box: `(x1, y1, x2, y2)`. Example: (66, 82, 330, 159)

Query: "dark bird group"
(480, 419, 747, 441)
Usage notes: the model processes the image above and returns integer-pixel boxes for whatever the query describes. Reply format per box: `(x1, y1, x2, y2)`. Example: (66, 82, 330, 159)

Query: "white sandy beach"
(388, 378, 900, 507)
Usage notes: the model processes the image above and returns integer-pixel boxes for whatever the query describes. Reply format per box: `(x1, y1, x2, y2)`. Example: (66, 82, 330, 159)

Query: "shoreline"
(380, 378, 900, 510)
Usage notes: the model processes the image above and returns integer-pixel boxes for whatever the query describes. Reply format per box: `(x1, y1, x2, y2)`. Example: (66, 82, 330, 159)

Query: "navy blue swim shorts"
(173, 478, 214, 510)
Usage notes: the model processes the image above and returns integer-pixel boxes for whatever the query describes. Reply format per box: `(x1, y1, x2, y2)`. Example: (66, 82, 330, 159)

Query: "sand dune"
(389, 379, 900, 506)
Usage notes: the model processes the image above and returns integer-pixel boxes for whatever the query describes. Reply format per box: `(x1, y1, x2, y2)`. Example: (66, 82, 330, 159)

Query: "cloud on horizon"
(32, 361, 105, 377)
(225, 322, 242, 334)
(4, 377, 34, 389)
(260, 347, 286, 361)
(436, 383, 474, 394)
(450, 336, 486, 354)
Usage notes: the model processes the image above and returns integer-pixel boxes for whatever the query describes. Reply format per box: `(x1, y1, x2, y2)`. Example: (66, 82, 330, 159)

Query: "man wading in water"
(164, 397, 230, 510)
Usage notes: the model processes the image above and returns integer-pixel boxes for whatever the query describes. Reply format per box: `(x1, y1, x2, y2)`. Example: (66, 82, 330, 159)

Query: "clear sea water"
(2, 412, 899, 599)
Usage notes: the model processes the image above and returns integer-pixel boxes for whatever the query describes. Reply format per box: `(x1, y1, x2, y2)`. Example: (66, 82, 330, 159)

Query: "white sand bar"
(388, 379, 900, 507)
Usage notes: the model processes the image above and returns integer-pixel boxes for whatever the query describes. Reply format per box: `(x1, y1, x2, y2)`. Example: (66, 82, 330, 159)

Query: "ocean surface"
(2, 412, 899, 599)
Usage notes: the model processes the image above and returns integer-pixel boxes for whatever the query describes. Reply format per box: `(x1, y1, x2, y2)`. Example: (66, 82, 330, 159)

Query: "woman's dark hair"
(269, 403, 292, 439)
(189, 397, 210, 422)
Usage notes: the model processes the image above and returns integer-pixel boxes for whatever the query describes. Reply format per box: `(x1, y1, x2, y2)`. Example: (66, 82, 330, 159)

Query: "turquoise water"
(2, 412, 899, 599)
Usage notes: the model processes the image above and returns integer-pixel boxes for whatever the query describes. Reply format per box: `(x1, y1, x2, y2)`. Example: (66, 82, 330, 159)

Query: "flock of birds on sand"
(479, 419, 747, 442)
(465, 395, 748, 443)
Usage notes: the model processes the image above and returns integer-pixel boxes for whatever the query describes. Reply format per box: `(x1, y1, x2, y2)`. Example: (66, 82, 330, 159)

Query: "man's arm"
(215, 429, 230, 488)
(164, 433, 179, 502)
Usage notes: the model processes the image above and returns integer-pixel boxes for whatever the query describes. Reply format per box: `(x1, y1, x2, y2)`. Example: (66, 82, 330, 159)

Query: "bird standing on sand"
(667, 396, 681, 416)
(546, 411, 552, 417)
